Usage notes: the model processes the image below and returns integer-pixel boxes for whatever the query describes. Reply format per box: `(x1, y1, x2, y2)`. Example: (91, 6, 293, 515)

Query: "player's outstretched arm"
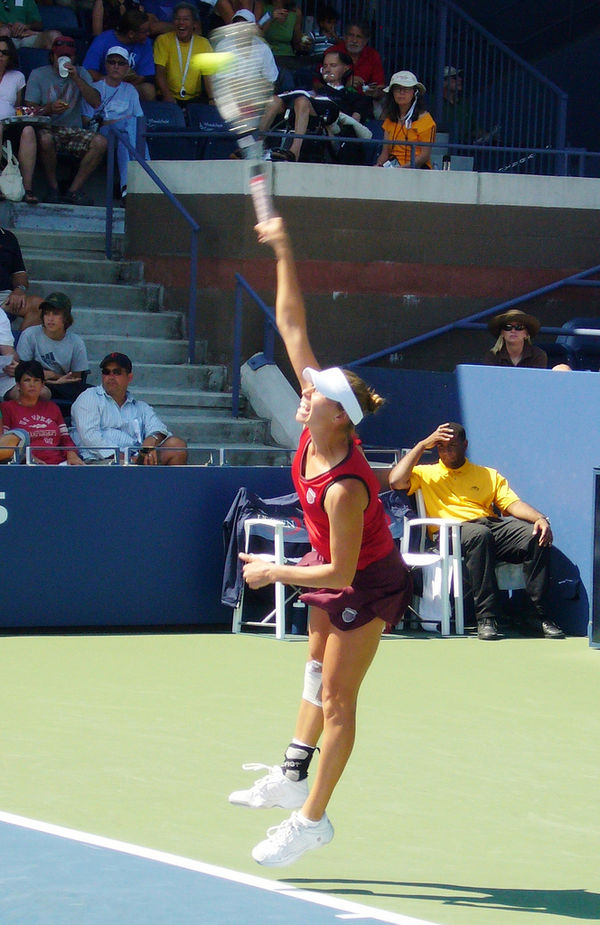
(255, 217, 319, 388)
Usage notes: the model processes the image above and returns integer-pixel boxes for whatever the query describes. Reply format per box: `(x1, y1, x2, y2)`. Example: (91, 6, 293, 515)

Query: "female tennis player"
(229, 215, 411, 867)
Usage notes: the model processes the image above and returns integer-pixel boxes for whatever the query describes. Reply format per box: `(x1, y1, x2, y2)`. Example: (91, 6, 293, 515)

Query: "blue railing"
(302, 0, 568, 162)
(347, 264, 600, 368)
(230, 261, 600, 413)
(104, 126, 201, 364)
(231, 273, 278, 418)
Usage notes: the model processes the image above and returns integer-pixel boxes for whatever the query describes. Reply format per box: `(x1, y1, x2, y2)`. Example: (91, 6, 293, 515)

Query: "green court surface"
(1, 631, 599, 925)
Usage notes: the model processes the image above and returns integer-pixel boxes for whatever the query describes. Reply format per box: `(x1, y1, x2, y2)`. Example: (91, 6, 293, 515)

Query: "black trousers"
(459, 516, 549, 623)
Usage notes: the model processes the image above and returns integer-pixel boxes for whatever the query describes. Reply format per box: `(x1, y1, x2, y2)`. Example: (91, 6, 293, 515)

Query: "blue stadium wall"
(0, 368, 595, 639)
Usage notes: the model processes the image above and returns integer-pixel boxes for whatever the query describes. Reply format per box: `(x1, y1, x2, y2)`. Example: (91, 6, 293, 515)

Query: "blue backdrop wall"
(0, 368, 594, 638)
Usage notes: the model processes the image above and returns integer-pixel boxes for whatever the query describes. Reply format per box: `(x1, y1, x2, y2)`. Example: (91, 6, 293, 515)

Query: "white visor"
(303, 366, 363, 425)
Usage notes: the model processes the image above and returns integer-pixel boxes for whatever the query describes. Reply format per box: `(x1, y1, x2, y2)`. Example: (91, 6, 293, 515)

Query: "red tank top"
(291, 428, 394, 570)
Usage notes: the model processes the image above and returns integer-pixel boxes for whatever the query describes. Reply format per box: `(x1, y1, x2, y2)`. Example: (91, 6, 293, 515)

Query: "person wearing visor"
(229, 215, 411, 867)
(375, 69, 436, 169)
(482, 309, 548, 369)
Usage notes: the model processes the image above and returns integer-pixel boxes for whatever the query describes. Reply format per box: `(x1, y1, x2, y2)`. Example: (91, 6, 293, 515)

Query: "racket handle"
(249, 168, 276, 223)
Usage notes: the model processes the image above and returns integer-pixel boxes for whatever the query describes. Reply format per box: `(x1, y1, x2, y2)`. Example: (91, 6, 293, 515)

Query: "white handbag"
(0, 140, 25, 202)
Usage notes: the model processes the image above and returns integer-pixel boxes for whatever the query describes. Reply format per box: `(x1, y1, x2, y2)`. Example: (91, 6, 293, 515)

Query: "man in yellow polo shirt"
(389, 422, 564, 641)
(153, 2, 214, 105)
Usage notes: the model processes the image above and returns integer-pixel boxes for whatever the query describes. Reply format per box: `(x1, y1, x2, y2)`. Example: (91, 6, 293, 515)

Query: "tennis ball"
(193, 51, 236, 74)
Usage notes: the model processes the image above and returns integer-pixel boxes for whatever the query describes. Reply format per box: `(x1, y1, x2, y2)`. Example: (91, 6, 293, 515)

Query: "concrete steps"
(28, 279, 163, 312)
(10, 201, 125, 235)
(10, 205, 286, 461)
(76, 308, 182, 339)
(25, 254, 144, 285)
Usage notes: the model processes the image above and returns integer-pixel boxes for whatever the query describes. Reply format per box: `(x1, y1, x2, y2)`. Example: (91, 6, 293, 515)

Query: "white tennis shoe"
(252, 811, 334, 867)
(228, 764, 308, 809)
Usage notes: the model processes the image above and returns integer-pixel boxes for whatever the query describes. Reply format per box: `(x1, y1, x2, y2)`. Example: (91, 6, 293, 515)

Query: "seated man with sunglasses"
(389, 421, 565, 641)
(71, 352, 188, 465)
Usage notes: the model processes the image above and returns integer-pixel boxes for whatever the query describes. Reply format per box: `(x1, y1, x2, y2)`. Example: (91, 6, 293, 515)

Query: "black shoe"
(62, 189, 94, 206)
(542, 620, 565, 639)
(477, 618, 500, 640)
(270, 148, 297, 162)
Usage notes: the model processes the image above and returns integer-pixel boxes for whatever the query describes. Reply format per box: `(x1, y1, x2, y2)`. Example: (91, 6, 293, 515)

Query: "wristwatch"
(540, 515, 551, 524)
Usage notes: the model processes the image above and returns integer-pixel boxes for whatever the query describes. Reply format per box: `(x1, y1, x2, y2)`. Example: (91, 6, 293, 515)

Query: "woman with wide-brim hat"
(482, 308, 548, 368)
(374, 69, 435, 168)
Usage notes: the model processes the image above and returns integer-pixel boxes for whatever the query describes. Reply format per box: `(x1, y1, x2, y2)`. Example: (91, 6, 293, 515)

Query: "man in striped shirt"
(71, 351, 187, 465)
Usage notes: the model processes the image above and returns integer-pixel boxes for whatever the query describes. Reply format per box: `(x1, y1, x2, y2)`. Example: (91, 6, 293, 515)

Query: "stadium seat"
(140, 101, 198, 160)
(186, 103, 237, 160)
(555, 317, 600, 370)
(18, 46, 49, 80)
(39, 5, 80, 34)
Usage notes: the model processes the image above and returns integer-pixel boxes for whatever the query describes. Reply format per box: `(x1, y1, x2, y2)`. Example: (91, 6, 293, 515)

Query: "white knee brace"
(302, 659, 323, 707)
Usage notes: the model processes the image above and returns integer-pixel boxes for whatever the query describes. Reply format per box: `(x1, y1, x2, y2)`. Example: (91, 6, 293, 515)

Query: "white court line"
(0, 810, 439, 925)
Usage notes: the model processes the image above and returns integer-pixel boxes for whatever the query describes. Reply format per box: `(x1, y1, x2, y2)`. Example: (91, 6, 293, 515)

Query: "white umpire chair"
(232, 518, 307, 640)
(400, 489, 526, 636)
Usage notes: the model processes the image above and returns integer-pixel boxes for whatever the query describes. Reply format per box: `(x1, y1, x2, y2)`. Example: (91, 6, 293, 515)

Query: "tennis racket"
(209, 22, 277, 223)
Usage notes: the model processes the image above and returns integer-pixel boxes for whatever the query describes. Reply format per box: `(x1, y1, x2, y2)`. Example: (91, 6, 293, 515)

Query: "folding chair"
(231, 517, 309, 639)
(401, 489, 525, 635)
(401, 514, 465, 636)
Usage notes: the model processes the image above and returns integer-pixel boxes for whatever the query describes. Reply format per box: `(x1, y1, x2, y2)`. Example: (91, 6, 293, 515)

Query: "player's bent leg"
(229, 606, 329, 811)
(300, 615, 384, 822)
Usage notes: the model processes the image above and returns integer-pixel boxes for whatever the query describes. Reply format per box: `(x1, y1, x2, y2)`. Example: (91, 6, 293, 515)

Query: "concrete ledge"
(129, 160, 600, 210)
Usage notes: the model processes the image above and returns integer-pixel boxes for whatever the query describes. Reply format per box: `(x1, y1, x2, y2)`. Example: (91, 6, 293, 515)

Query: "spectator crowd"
(0, 1, 464, 202)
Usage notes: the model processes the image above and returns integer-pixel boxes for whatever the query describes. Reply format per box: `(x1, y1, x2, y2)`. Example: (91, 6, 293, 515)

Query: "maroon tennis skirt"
(299, 546, 412, 632)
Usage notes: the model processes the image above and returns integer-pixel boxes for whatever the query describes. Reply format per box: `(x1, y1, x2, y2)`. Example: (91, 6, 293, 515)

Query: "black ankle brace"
(281, 742, 318, 781)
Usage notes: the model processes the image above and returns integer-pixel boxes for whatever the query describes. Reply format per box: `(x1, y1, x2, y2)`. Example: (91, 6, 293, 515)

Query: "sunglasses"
(502, 323, 526, 331)
(102, 367, 127, 376)
(106, 58, 129, 66)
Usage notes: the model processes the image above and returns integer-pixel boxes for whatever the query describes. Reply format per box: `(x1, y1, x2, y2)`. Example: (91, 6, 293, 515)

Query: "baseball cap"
(40, 291, 72, 313)
(303, 366, 363, 425)
(100, 352, 132, 373)
(105, 45, 130, 62)
(52, 35, 76, 54)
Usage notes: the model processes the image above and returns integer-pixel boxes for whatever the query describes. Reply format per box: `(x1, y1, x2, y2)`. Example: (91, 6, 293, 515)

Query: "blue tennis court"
(0, 812, 437, 925)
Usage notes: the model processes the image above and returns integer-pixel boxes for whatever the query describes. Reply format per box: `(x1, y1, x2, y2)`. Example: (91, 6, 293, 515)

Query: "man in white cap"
(218, 9, 278, 85)
(82, 46, 147, 201)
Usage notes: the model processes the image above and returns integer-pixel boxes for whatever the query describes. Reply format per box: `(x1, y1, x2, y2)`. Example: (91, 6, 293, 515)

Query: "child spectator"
(0, 359, 83, 464)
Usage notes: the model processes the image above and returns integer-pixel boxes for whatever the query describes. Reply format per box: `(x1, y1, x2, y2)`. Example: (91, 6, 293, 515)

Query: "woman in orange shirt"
(375, 70, 436, 169)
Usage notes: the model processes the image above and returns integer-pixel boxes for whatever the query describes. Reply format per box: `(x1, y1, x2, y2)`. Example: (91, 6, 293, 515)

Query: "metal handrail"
(231, 273, 278, 418)
(104, 125, 201, 364)
(230, 259, 600, 405)
(302, 0, 569, 157)
(348, 264, 600, 368)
